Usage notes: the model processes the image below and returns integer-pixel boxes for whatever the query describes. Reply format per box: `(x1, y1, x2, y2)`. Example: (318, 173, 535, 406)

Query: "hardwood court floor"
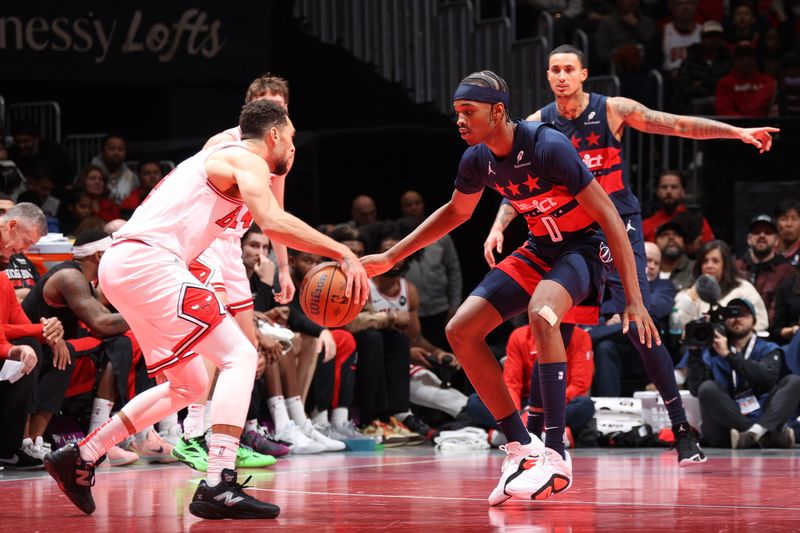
(1, 446, 798, 531)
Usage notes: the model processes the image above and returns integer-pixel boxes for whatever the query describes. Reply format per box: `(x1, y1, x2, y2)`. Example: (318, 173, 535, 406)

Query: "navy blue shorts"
(471, 237, 611, 322)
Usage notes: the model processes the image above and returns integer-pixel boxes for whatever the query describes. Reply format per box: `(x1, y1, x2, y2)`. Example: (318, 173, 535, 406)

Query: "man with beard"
(735, 215, 798, 325)
(655, 220, 695, 291)
(642, 170, 714, 243)
(679, 298, 800, 448)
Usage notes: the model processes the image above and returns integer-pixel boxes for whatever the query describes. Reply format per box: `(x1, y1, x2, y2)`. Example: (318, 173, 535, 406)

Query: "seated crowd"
(1, 163, 799, 474)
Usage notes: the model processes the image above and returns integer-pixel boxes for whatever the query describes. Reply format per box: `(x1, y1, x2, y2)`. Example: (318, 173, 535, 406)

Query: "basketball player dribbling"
(44, 100, 369, 519)
(484, 44, 779, 466)
(361, 70, 660, 505)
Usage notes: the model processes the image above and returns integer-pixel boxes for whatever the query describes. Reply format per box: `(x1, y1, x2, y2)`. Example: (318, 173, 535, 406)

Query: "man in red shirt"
(643, 170, 714, 243)
(716, 41, 777, 117)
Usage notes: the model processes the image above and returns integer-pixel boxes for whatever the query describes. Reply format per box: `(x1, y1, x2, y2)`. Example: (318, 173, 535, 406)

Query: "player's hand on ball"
(274, 266, 296, 304)
(483, 228, 504, 268)
(360, 252, 393, 278)
(739, 126, 779, 153)
(622, 301, 661, 348)
(339, 251, 369, 306)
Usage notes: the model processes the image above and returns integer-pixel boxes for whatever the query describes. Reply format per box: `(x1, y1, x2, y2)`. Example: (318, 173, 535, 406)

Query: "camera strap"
(731, 334, 757, 391)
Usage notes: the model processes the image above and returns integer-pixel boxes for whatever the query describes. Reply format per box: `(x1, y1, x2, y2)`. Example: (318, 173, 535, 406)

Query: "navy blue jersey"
(540, 93, 640, 217)
(455, 121, 599, 260)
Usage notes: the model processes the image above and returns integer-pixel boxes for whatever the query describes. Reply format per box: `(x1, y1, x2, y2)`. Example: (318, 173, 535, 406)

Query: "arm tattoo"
(493, 204, 517, 230)
(615, 98, 740, 139)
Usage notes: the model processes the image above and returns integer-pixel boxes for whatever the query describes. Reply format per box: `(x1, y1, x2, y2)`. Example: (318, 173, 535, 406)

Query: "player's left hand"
(622, 301, 661, 348)
(360, 252, 393, 278)
(739, 126, 780, 153)
(274, 265, 296, 304)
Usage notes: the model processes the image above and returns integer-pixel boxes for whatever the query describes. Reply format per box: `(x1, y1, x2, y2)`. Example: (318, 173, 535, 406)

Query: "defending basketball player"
(483, 45, 779, 466)
(361, 71, 659, 505)
(43, 100, 368, 519)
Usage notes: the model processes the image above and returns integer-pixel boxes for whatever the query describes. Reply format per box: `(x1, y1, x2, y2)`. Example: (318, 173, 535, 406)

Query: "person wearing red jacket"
(715, 41, 777, 117)
(466, 324, 596, 445)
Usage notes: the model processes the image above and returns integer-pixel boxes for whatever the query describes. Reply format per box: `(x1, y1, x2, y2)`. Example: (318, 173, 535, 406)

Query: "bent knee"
(528, 304, 561, 336)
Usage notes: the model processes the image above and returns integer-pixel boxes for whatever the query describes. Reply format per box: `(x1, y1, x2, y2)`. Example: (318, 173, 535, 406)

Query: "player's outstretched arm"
(268, 171, 295, 303)
(609, 97, 779, 153)
(484, 201, 518, 268)
(232, 158, 368, 304)
(361, 189, 482, 278)
(576, 180, 661, 348)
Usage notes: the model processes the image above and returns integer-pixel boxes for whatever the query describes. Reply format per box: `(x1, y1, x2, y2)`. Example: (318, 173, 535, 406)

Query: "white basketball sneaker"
(504, 447, 572, 501)
(487, 433, 545, 506)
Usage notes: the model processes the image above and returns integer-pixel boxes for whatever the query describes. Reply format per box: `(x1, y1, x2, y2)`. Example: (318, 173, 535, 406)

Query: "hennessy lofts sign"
(0, 1, 283, 82)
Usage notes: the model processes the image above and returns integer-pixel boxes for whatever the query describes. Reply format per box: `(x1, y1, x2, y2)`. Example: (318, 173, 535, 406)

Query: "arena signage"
(0, 1, 283, 82)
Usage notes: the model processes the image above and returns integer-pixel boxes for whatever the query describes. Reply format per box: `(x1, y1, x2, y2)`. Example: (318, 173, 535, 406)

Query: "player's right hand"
(483, 228, 504, 268)
(360, 252, 393, 278)
(739, 126, 780, 153)
(622, 301, 661, 349)
(340, 250, 369, 306)
(9, 345, 38, 374)
(52, 340, 71, 371)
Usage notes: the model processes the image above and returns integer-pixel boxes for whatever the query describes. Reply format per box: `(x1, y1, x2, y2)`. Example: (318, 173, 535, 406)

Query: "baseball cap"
(656, 220, 687, 238)
(701, 21, 724, 35)
(748, 214, 777, 233)
(727, 297, 756, 317)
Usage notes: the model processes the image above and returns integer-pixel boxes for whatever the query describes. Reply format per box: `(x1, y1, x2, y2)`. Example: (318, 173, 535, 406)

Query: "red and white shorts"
(99, 241, 228, 376)
(190, 236, 254, 315)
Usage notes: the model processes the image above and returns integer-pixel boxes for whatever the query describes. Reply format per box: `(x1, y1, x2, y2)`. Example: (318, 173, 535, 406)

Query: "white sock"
(331, 407, 349, 428)
(135, 425, 154, 444)
(244, 419, 259, 433)
(286, 396, 308, 425)
(158, 412, 180, 435)
(206, 433, 239, 487)
(748, 423, 767, 439)
(89, 398, 114, 433)
(183, 404, 206, 438)
(203, 400, 213, 431)
(80, 415, 131, 463)
(312, 410, 329, 426)
(267, 395, 290, 433)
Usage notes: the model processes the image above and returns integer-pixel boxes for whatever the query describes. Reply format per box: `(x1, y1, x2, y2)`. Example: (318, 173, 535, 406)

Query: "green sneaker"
(171, 436, 209, 472)
(235, 445, 276, 468)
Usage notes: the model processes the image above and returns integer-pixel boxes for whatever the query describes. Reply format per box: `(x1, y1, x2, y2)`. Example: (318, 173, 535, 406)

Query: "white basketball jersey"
(216, 126, 253, 238)
(369, 278, 409, 313)
(113, 142, 253, 264)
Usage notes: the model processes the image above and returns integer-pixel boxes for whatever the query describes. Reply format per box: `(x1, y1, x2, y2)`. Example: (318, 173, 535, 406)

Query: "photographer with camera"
(678, 298, 800, 448)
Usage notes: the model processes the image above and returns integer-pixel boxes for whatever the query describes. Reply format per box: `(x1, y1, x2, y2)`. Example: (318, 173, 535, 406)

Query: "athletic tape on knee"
(538, 305, 559, 327)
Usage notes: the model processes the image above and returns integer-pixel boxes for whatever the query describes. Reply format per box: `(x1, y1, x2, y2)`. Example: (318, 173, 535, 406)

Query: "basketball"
(299, 261, 364, 327)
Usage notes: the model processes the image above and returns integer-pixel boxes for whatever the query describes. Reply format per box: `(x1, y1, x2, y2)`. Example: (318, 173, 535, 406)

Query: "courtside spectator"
(90, 134, 138, 204)
(643, 170, 714, 243)
(675, 21, 732, 114)
(656, 220, 696, 291)
(6, 120, 74, 192)
(775, 199, 800, 266)
(715, 41, 777, 117)
(74, 164, 121, 222)
(119, 160, 164, 218)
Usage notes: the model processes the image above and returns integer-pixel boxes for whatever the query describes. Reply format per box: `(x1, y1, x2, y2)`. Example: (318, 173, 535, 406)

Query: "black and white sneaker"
(43, 443, 105, 514)
(0, 447, 44, 470)
(189, 469, 280, 520)
(673, 424, 707, 466)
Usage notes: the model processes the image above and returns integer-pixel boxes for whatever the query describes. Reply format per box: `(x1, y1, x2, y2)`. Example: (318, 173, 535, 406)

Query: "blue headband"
(452, 84, 510, 108)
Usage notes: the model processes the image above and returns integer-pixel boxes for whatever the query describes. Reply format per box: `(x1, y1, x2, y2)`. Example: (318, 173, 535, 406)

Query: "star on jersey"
(523, 174, 540, 194)
(585, 131, 601, 147)
(570, 134, 582, 149)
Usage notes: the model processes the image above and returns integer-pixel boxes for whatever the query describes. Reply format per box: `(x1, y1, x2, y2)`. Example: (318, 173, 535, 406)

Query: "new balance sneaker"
(672, 424, 708, 465)
(129, 430, 176, 463)
(107, 445, 139, 467)
(0, 447, 44, 470)
(299, 420, 346, 452)
(241, 426, 291, 458)
(487, 435, 545, 506)
(171, 435, 209, 471)
(402, 414, 438, 441)
(235, 445, 276, 468)
(189, 469, 280, 520)
(504, 447, 572, 501)
(362, 420, 406, 447)
(389, 416, 425, 446)
(43, 443, 105, 515)
(273, 421, 326, 454)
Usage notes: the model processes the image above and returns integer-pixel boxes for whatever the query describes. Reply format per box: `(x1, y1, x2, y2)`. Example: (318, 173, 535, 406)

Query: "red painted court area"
(1, 447, 799, 531)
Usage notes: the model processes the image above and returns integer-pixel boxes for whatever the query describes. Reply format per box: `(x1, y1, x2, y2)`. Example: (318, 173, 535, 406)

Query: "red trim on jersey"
(111, 238, 151, 248)
(206, 179, 243, 205)
(147, 350, 200, 377)
(226, 299, 254, 316)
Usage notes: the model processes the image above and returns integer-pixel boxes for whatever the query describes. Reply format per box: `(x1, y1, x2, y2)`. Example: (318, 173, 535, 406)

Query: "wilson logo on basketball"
(309, 274, 327, 315)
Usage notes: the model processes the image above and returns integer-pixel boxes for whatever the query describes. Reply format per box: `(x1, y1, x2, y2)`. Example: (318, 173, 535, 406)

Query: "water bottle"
(669, 307, 682, 337)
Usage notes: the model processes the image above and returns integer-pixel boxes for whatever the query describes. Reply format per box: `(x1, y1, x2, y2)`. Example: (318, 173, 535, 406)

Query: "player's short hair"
(549, 45, 586, 69)
(0, 202, 48, 235)
(239, 100, 290, 140)
(458, 70, 511, 120)
(74, 228, 109, 247)
(245, 74, 290, 105)
(658, 169, 686, 189)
